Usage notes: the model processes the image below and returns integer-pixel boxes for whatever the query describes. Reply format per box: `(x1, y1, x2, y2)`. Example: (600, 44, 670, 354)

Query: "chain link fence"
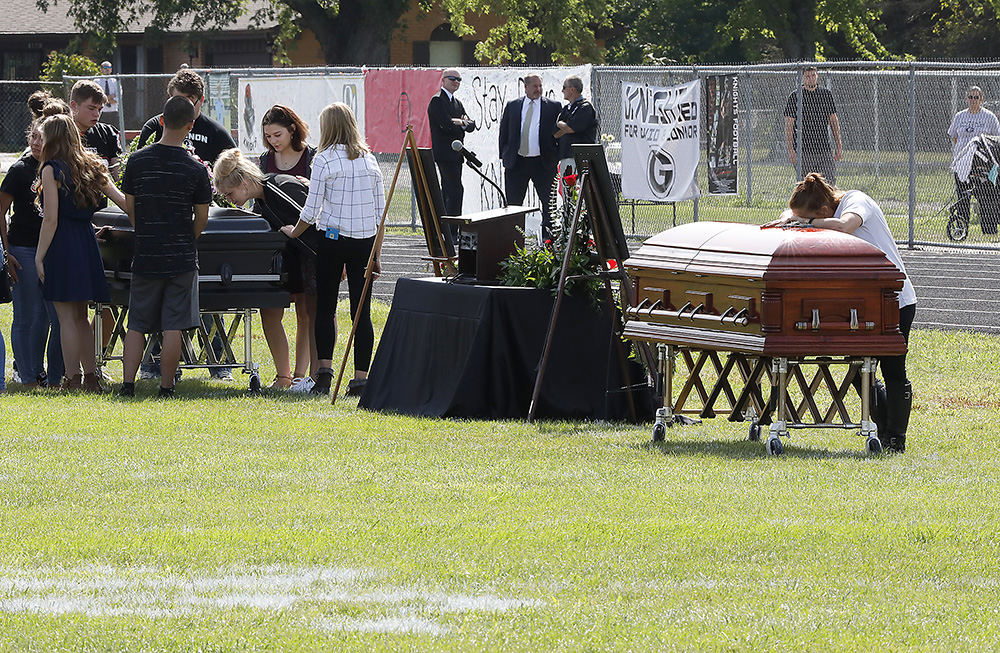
(0, 80, 63, 151)
(593, 62, 1000, 250)
(12, 63, 996, 251)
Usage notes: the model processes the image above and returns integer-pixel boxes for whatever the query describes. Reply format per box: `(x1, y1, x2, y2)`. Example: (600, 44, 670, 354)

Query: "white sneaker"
(289, 376, 316, 393)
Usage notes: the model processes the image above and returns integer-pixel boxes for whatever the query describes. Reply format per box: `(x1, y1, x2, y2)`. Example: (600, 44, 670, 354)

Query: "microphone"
(451, 140, 482, 167)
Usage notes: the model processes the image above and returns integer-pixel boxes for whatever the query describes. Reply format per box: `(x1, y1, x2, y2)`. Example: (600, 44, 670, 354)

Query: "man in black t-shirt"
(783, 66, 843, 184)
(70, 79, 123, 180)
(136, 69, 235, 165)
(119, 96, 212, 398)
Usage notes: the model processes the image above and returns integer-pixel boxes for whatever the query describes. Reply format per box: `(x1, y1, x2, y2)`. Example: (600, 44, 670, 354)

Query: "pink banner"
(364, 69, 443, 153)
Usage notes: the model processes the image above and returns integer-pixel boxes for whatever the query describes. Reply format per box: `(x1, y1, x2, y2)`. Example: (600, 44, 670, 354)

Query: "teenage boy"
(70, 79, 122, 180)
(137, 68, 237, 380)
(137, 69, 236, 164)
(119, 96, 212, 398)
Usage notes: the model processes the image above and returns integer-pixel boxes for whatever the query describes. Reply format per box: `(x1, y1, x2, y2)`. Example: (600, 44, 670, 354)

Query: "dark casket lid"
(625, 221, 905, 284)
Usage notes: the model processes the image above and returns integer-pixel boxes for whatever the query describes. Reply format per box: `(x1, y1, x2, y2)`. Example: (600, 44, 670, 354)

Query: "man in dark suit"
(499, 73, 561, 235)
(428, 68, 475, 242)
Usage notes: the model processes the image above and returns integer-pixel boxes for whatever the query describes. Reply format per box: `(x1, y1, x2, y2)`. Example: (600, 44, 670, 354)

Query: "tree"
(40, 51, 101, 98)
(605, 0, 895, 64)
(36, 0, 609, 66)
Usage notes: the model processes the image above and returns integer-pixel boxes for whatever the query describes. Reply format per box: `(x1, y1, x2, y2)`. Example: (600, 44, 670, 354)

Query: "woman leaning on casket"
(765, 172, 917, 453)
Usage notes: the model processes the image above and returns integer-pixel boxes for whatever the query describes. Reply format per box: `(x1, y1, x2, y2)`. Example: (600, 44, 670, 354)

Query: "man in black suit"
(499, 73, 561, 235)
(428, 68, 475, 242)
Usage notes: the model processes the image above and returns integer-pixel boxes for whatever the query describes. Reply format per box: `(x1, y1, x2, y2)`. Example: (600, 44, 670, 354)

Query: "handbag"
(0, 258, 12, 304)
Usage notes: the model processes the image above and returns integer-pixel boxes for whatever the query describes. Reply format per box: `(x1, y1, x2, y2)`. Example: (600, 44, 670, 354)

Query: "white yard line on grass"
(0, 564, 540, 636)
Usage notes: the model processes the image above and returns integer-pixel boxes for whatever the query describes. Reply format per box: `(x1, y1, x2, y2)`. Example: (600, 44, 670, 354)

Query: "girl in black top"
(258, 105, 317, 179)
(0, 118, 64, 387)
(214, 148, 319, 390)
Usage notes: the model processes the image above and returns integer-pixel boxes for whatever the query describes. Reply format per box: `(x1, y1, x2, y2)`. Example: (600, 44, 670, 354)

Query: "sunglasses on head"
(444, 76, 461, 82)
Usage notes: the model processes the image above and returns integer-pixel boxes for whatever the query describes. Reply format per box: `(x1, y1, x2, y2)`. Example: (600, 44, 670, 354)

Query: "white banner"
(453, 66, 591, 214)
(621, 80, 700, 202)
(236, 75, 366, 154)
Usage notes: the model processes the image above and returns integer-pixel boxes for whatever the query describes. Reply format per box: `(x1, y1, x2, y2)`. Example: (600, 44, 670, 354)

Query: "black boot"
(311, 367, 334, 395)
(870, 379, 888, 441)
(884, 380, 912, 452)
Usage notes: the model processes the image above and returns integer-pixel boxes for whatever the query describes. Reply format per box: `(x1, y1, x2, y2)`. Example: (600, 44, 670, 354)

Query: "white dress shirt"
(300, 144, 386, 239)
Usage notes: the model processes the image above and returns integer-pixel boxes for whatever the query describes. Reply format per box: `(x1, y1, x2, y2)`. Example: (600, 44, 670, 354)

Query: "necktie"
(519, 99, 534, 156)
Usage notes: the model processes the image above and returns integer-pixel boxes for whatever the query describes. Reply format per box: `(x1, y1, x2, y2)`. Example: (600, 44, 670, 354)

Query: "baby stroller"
(948, 134, 1000, 242)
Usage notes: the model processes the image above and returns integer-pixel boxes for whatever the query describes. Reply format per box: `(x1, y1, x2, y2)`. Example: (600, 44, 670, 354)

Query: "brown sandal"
(61, 374, 83, 392)
(82, 372, 107, 394)
(269, 375, 293, 389)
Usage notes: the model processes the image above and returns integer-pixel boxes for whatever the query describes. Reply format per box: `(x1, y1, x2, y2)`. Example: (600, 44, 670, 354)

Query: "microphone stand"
(462, 159, 508, 207)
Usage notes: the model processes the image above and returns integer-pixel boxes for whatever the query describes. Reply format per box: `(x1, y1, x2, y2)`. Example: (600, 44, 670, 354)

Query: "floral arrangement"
(498, 170, 608, 306)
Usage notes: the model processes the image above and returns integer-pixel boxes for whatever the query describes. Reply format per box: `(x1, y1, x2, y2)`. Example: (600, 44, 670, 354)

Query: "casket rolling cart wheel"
(866, 435, 883, 455)
(651, 422, 667, 443)
(248, 373, 262, 395)
(748, 421, 761, 442)
(766, 435, 783, 456)
(946, 215, 969, 242)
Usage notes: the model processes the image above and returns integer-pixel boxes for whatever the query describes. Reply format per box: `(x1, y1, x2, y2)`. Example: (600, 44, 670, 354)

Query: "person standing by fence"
(784, 66, 842, 184)
(948, 85, 1000, 239)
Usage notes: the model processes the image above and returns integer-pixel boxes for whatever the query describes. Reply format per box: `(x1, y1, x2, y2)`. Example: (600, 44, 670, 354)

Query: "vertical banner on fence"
(364, 69, 443, 153)
(236, 75, 365, 153)
(453, 65, 592, 214)
(621, 80, 700, 202)
(205, 72, 234, 132)
(705, 75, 738, 195)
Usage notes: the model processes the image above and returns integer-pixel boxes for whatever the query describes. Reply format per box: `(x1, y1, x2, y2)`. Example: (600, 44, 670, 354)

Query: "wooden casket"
(623, 222, 907, 357)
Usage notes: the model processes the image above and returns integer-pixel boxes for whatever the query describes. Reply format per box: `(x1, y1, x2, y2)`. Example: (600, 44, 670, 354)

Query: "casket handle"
(850, 308, 859, 330)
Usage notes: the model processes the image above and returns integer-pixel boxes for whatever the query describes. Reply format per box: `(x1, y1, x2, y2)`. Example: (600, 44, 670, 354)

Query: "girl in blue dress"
(34, 114, 126, 392)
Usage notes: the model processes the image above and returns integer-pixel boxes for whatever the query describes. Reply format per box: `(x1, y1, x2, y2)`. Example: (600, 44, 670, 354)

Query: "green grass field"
(1, 300, 999, 650)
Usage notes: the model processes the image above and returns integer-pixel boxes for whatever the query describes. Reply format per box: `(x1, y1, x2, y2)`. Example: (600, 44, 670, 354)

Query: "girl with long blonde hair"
(280, 102, 385, 396)
(34, 113, 127, 392)
(214, 147, 320, 390)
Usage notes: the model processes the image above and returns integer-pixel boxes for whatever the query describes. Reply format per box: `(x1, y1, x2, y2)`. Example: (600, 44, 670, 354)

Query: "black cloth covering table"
(360, 277, 652, 420)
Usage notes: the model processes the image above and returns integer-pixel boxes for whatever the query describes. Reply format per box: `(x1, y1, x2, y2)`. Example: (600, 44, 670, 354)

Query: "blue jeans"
(8, 245, 63, 384)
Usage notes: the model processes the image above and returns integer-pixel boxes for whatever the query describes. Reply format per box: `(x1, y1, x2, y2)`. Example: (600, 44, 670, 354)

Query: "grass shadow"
(632, 438, 877, 460)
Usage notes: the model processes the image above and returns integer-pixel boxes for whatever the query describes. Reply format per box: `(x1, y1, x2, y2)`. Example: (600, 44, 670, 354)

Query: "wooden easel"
(330, 129, 411, 403)
(405, 131, 458, 276)
(527, 152, 657, 422)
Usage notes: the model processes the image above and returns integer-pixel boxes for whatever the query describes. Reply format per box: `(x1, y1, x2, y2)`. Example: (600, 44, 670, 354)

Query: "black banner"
(706, 75, 738, 195)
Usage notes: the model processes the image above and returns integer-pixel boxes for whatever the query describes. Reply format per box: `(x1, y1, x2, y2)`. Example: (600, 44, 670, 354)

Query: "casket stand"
(91, 206, 290, 392)
(623, 221, 907, 455)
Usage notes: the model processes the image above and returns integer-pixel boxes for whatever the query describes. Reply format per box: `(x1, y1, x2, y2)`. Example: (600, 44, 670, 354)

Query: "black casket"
(93, 206, 290, 311)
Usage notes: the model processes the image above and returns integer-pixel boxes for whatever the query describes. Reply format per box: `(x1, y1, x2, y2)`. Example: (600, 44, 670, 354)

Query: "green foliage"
(39, 51, 101, 98)
(498, 175, 605, 303)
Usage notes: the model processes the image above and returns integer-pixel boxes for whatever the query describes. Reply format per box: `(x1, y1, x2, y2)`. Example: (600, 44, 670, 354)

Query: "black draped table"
(359, 277, 652, 420)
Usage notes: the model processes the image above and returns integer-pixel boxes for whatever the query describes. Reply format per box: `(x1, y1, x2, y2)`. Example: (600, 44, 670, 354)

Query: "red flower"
(563, 173, 578, 187)
(544, 239, 553, 247)
(587, 238, 595, 248)
(606, 259, 618, 270)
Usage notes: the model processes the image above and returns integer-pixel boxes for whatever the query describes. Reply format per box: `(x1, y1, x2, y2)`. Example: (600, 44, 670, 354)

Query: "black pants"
(315, 234, 375, 372)
(437, 160, 463, 244)
(971, 182, 1000, 235)
(504, 155, 556, 234)
(953, 173, 975, 222)
(798, 146, 836, 185)
(879, 302, 916, 384)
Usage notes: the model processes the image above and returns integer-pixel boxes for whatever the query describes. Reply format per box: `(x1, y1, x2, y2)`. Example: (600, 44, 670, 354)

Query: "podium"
(441, 205, 534, 283)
